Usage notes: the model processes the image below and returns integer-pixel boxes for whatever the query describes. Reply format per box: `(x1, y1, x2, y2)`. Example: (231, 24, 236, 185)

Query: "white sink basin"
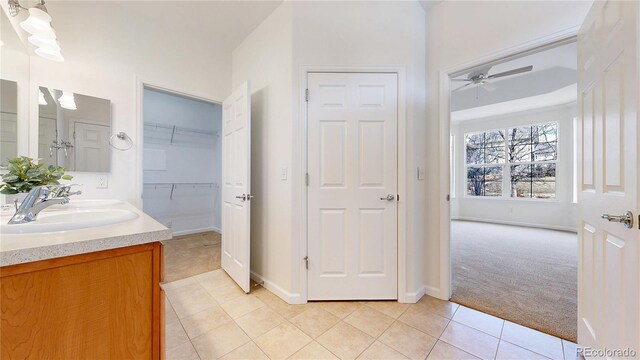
(46, 199, 125, 211)
(1, 209, 139, 234)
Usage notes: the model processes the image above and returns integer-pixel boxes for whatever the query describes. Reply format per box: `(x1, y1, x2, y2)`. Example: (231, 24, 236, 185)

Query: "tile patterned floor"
(163, 269, 579, 360)
(162, 231, 221, 282)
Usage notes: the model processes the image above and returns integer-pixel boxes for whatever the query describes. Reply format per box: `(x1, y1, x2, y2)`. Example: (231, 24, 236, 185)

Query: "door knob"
(601, 211, 634, 229)
(380, 194, 396, 201)
(235, 194, 247, 201)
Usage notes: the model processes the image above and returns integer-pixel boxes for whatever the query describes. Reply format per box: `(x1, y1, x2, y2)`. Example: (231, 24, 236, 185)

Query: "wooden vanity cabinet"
(0, 242, 164, 359)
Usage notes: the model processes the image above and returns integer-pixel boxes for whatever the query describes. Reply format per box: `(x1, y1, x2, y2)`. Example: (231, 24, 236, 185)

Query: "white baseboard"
(452, 216, 577, 233)
(404, 285, 448, 303)
(424, 285, 444, 299)
(250, 271, 304, 304)
(172, 226, 221, 237)
(403, 286, 426, 303)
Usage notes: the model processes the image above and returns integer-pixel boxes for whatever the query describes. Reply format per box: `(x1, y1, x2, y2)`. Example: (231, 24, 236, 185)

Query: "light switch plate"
(97, 175, 108, 189)
(417, 166, 426, 180)
(281, 168, 288, 180)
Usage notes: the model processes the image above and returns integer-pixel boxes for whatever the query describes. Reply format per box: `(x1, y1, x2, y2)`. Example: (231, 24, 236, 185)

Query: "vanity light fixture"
(38, 90, 48, 106)
(58, 91, 76, 110)
(8, 0, 64, 62)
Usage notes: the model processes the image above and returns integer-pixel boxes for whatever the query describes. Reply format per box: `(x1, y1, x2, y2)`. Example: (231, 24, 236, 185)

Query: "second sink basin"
(1, 208, 139, 234)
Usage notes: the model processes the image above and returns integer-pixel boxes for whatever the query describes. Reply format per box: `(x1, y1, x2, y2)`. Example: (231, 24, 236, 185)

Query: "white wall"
(451, 104, 577, 232)
(231, 3, 294, 298)
(424, 0, 593, 297)
(232, 1, 427, 302)
(142, 88, 222, 235)
(23, 2, 231, 204)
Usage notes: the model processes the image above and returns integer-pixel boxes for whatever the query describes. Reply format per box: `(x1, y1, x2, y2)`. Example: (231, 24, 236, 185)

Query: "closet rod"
(143, 182, 217, 186)
(144, 121, 217, 137)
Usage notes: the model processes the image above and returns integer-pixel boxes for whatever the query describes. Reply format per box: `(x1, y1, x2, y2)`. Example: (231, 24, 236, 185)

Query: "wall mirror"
(38, 88, 112, 172)
(1, 10, 29, 167)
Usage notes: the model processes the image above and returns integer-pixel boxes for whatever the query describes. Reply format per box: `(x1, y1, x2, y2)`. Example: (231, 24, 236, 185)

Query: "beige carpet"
(451, 220, 577, 342)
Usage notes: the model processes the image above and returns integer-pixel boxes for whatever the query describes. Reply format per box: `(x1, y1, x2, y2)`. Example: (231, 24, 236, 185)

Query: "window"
(465, 130, 505, 197)
(465, 123, 558, 199)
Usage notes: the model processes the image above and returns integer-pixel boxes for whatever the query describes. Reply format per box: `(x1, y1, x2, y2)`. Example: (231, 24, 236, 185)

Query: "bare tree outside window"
(465, 130, 505, 196)
(464, 123, 557, 199)
(508, 123, 557, 199)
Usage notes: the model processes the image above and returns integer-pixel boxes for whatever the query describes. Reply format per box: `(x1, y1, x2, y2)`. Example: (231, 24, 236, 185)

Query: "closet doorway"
(141, 86, 222, 282)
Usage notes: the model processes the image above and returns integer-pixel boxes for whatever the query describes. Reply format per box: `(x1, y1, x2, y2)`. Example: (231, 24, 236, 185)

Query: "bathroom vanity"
(0, 201, 172, 359)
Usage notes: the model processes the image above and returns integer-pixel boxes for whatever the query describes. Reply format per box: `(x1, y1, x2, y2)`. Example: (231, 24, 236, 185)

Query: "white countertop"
(0, 201, 172, 267)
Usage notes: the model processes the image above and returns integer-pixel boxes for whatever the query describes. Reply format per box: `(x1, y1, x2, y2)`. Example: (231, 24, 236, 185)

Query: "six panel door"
(577, 0, 639, 353)
(307, 72, 398, 300)
(221, 82, 252, 293)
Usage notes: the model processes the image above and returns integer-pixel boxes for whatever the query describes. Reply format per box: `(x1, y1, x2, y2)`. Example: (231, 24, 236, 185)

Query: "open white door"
(221, 82, 252, 293)
(577, 0, 639, 354)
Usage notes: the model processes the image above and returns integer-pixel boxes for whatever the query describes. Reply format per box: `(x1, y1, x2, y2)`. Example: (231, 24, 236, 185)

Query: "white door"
(74, 122, 110, 172)
(38, 117, 57, 165)
(577, 0, 639, 353)
(221, 82, 252, 293)
(307, 72, 398, 300)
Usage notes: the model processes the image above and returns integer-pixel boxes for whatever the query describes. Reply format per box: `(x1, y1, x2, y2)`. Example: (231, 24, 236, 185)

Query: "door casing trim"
(438, 26, 580, 300)
(134, 77, 223, 210)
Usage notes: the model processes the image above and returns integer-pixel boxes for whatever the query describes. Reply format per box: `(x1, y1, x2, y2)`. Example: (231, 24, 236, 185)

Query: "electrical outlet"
(96, 175, 108, 189)
(281, 167, 288, 180)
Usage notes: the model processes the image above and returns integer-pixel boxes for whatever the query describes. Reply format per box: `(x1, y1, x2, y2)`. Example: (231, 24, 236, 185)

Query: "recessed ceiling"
(451, 41, 577, 116)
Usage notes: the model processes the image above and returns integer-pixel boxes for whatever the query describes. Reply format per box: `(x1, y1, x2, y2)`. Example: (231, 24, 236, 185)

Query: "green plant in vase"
(0, 156, 73, 195)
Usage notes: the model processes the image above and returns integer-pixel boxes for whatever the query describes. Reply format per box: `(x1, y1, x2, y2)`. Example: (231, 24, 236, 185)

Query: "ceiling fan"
(452, 65, 534, 93)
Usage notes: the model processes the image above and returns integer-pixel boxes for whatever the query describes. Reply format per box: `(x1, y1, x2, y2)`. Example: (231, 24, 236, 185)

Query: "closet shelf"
(144, 122, 218, 145)
(143, 182, 219, 200)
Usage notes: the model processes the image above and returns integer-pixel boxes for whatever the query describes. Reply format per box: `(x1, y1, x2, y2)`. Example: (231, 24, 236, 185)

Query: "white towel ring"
(109, 132, 133, 151)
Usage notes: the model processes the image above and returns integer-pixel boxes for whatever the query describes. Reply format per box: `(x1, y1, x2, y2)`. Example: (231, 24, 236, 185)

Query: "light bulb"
(20, 8, 55, 38)
(35, 47, 64, 62)
(28, 35, 60, 50)
(58, 91, 76, 110)
(38, 90, 48, 105)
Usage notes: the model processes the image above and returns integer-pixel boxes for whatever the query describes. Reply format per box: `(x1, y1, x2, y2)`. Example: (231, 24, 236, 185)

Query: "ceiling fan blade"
(452, 83, 472, 92)
(482, 82, 497, 92)
(487, 65, 533, 79)
(451, 79, 470, 82)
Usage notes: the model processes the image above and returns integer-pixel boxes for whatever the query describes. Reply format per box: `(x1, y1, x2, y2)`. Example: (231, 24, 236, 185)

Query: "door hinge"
(304, 256, 309, 269)
(305, 173, 310, 186)
(397, 194, 400, 201)
(305, 89, 309, 102)
(446, 194, 450, 201)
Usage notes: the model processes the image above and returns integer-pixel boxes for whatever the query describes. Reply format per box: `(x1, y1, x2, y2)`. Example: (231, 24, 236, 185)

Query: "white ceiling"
(41, 1, 282, 54)
(451, 41, 577, 116)
(457, 41, 577, 81)
(452, 84, 576, 122)
(116, 1, 283, 52)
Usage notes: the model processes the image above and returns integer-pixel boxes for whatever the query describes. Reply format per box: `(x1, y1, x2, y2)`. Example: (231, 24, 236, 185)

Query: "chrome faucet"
(8, 185, 82, 224)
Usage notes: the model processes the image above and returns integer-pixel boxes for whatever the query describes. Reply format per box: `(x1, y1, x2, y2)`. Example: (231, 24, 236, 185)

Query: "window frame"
(463, 121, 559, 201)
